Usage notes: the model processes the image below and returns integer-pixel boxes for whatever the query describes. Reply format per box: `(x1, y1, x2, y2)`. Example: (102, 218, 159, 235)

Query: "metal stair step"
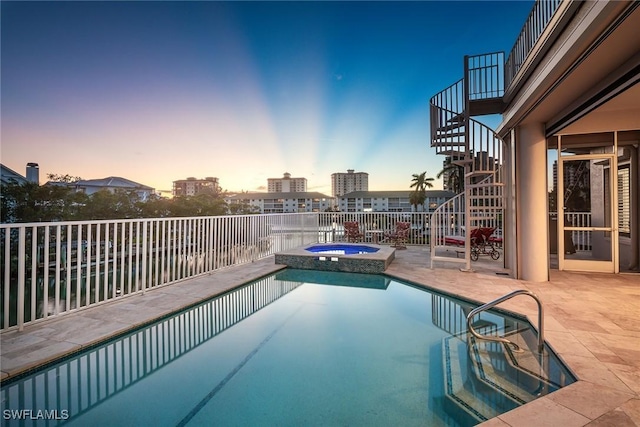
(431, 253, 467, 264)
(432, 139, 467, 146)
(435, 131, 465, 139)
(432, 148, 467, 156)
(446, 113, 465, 124)
(467, 182, 505, 188)
(465, 171, 496, 178)
(452, 159, 472, 165)
(437, 122, 465, 132)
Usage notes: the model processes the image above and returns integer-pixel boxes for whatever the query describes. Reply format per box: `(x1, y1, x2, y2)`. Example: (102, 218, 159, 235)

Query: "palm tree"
(436, 157, 465, 194)
(409, 191, 426, 212)
(409, 172, 434, 211)
(410, 172, 434, 192)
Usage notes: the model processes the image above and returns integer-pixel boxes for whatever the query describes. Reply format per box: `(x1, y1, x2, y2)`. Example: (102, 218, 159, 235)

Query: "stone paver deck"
(1, 247, 639, 426)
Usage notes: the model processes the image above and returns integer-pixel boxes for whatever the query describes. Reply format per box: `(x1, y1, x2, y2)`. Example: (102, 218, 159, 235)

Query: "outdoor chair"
(385, 221, 411, 249)
(444, 227, 500, 261)
(343, 221, 364, 243)
(471, 227, 501, 261)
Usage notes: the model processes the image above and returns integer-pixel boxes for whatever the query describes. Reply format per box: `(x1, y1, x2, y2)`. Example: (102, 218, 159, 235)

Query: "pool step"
(443, 335, 501, 424)
(442, 327, 555, 424)
(468, 333, 559, 405)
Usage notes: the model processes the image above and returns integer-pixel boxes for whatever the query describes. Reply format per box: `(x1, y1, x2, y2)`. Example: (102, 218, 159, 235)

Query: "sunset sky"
(1, 1, 533, 195)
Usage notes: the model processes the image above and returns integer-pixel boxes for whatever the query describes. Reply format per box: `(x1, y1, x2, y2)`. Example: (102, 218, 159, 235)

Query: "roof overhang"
(497, 1, 640, 138)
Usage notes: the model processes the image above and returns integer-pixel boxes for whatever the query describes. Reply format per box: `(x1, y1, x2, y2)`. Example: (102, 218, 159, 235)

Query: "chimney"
(26, 163, 39, 185)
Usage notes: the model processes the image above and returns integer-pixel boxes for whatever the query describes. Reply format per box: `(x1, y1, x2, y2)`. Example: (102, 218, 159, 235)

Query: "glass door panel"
(559, 156, 617, 273)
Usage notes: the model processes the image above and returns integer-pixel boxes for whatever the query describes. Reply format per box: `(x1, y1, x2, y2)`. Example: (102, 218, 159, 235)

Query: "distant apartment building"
(225, 192, 332, 214)
(267, 173, 307, 193)
(337, 190, 454, 213)
(173, 177, 220, 197)
(331, 169, 368, 197)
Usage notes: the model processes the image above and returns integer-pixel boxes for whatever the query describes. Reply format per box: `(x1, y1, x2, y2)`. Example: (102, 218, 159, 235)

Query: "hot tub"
(275, 243, 395, 273)
(305, 244, 380, 255)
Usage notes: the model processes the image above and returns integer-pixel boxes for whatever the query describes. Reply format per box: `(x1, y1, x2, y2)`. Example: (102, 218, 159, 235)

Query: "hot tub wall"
(274, 252, 394, 274)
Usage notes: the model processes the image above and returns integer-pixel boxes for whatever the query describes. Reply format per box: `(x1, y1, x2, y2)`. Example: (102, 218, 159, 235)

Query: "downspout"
(631, 146, 639, 271)
(509, 127, 519, 279)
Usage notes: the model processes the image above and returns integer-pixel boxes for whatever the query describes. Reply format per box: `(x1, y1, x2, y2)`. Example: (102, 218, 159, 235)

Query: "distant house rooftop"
(75, 176, 154, 190)
(43, 176, 155, 201)
(0, 164, 28, 185)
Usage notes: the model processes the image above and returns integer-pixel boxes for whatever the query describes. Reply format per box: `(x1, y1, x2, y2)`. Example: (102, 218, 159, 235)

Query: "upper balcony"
(499, 0, 640, 136)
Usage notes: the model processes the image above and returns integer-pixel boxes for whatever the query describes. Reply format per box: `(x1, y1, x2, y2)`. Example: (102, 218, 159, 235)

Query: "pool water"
(305, 244, 379, 255)
(0, 270, 574, 426)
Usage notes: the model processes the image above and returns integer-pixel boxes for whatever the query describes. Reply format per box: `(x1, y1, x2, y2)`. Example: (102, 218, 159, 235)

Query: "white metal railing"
(430, 171, 504, 269)
(0, 213, 320, 332)
(505, 0, 563, 88)
(316, 212, 431, 245)
(430, 192, 470, 268)
(1, 212, 434, 332)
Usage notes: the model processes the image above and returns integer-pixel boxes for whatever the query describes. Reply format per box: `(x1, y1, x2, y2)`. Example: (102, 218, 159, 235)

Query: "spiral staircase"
(430, 52, 506, 271)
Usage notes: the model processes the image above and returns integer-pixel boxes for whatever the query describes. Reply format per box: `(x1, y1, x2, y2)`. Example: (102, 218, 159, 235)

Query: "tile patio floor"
(1, 246, 639, 426)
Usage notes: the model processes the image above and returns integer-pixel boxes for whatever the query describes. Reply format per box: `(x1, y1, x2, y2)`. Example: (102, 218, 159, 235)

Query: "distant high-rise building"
(331, 169, 368, 198)
(173, 177, 220, 197)
(26, 162, 39, 185)
(267, 172, 307, 193)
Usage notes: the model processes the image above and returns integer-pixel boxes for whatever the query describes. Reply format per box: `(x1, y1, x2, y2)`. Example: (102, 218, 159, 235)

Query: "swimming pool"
(0, 270, 574, 426)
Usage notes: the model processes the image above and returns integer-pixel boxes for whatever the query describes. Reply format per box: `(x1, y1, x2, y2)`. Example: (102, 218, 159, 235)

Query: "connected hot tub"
(305, 244, 380, 255)
(275, 243, 395, 273)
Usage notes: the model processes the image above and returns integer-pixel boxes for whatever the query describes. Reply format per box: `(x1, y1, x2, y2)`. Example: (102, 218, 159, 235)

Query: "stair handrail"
(466, 289, 544, 353)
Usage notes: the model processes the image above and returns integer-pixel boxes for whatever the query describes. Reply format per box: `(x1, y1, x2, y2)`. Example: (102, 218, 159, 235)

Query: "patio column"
(516, 123, 549, 282)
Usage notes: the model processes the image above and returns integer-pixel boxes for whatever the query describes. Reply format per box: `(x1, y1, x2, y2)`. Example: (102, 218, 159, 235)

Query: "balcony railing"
(505, 0, 563, 89)
(550, 212, 592, 251)
(1, 212, 432, 332)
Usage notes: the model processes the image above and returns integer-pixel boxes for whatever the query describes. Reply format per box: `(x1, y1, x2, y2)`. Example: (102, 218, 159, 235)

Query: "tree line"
(0, 181, 259, 223)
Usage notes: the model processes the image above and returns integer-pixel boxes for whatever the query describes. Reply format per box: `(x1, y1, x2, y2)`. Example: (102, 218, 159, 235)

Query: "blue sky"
(1, 1, 533, 195)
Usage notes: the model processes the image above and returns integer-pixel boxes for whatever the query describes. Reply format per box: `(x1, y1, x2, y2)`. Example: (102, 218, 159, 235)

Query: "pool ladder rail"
(466, 290, 545, 354)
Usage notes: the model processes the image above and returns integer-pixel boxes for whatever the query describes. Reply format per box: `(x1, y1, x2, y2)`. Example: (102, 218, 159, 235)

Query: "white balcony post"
(141, 220, 148, 295)
(17, 227, 26, 331)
